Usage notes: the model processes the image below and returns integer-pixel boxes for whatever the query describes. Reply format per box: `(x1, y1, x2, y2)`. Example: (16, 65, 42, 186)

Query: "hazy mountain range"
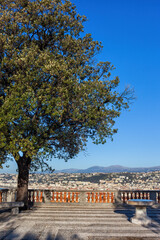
(54, 165, 160, 173)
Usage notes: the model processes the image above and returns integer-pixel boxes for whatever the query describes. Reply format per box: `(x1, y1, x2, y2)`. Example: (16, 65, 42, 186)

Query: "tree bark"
(16, 155, 31, 209)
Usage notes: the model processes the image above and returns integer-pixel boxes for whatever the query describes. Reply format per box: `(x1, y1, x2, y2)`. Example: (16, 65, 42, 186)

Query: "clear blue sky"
(1, 0, 160, 173)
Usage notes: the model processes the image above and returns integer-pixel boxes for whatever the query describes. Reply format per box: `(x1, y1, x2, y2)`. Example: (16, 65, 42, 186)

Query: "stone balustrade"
(0, 188, 160, 204)
(0, 188, 17, 202)
(28, 190, 116, 204)
(118, 190, 160, 203)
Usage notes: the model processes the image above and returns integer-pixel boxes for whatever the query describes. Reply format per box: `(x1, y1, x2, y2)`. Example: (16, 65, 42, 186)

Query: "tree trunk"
(16, 155, 31, 209)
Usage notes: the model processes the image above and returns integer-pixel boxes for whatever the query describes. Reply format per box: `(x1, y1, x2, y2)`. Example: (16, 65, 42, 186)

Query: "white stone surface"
(0, 204, 160, 239)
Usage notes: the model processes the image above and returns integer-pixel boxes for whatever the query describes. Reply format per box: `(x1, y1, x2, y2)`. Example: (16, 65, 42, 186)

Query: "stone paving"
(0, 204, 160, 240)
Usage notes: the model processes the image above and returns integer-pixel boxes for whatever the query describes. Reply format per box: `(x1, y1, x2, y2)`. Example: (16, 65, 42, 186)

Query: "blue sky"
(1, 0, 160, 173)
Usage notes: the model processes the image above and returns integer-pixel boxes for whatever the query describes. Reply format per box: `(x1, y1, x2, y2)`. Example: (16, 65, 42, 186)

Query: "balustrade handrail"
(28, 189, 118, 192)
(119, 189, 160, 192)
(1, 188, 160, 204)
(1, 188, 159, 192)
(0, 188, 9, 191)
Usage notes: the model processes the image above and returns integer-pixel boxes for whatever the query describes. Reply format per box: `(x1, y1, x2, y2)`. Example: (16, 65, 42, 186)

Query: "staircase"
(0, 204, 160, 239)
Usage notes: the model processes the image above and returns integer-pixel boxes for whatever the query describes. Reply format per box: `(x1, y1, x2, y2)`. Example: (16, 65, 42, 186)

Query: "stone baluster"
(79, 191, 86, 204)
(150, 191, 157, 203)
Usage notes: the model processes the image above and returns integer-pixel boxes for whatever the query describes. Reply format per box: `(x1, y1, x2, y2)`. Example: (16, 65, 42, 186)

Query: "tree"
(0, 0, 133, 208)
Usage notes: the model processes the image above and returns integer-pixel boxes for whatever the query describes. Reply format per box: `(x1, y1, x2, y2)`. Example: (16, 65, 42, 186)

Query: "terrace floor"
(1, 203, 160, 240)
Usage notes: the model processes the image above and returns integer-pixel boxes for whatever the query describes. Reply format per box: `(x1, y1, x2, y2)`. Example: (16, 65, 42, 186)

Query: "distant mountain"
(54, 165, 160, 173)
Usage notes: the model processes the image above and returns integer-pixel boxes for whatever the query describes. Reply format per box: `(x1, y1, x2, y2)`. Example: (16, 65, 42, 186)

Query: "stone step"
(55, 229, 160, 239)
(32, 208, 134, 212)
(75, 232, 160, 238)
(19, 219, 160, 227)
(34, 206, 131, 210)
(30, 210, 133, 214)
(23, 210, 160, 215)
(34, 204, 159, 208)
(32, 210, 160, 215)
(32, 206, 133, 209)
(33, 204, 160, 209)
(33, 206, 130, 210)
(32, 207, 160, 210)
(34, 203, 117, 207)
(20, 216, 129, 222)
(26, 223, 160, 232)
(22, 213, 132, 217)
(33, 207, 160, 212)
(21, 212, 160, 217)
(56, 226, 160, 234)
(88, 237, 160, 240)
(17, 220, 136, 226)
(90, 231, 160, 237)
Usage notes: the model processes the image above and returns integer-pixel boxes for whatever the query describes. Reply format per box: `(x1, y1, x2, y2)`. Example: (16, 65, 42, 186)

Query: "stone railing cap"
(0, 202, 24, 208)
(128, 199, 154, 206)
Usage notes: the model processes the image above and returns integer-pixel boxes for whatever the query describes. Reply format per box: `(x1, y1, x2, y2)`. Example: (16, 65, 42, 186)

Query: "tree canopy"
(0, 0, 133, 173)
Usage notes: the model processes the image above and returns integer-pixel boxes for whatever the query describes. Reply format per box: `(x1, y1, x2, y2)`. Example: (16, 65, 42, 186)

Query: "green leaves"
(0, 0, 133, 171)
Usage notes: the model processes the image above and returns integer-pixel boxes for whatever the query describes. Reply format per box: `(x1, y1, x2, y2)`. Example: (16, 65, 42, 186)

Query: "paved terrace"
(1, 203, 160, 240)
